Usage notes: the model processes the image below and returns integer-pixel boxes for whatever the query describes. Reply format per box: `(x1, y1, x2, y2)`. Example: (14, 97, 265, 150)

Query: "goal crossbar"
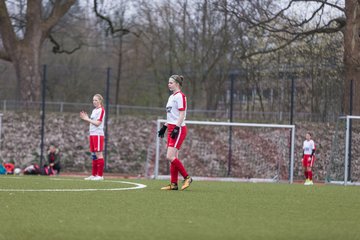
(155, 119, 296, 183)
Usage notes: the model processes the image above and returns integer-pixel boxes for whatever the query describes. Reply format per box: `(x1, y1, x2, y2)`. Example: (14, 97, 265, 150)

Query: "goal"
(147, 119, 296, 183)
(328, 115, 360, 186)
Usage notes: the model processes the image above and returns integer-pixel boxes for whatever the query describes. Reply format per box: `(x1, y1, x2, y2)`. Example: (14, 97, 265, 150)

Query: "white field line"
(0, 177, 147, 192)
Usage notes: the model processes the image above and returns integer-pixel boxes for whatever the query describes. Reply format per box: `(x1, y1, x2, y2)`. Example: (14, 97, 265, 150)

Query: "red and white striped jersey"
(303, 140, 315, 155)
(89, 107, 105, 136)
(166, 91, 187, 126)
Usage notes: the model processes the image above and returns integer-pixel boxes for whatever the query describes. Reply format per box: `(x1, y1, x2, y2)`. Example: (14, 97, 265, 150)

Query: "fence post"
(0, 113, 3, 149)
(104, 67, 111, 171)
(40, 65, 47, 167)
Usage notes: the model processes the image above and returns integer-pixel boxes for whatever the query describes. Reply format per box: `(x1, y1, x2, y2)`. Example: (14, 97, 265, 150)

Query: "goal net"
(146, 119, 295, 183)
(328, 115, 360, 185)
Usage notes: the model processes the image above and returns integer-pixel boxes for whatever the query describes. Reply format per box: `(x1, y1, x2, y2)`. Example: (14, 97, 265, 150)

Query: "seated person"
(3, 161, 15, 175)
(23, 164, 40, 175)
(0, 163, 6, 175)
(48, 145, 61, 175)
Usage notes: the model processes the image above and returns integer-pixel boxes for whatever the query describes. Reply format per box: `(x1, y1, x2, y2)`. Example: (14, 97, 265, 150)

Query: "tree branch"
(0, 0, 18, 52)
(292, 0, 345, 12)
(93, 0, 136, 37)
(42, 0, 77, 33)
(49, 34, 82, 54)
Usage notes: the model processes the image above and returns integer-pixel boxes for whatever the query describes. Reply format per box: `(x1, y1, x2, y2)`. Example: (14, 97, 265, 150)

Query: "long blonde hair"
(94, 94, 104, 107)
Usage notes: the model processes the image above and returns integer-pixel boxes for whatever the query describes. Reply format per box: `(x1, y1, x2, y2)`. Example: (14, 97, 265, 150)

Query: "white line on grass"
(0, 177, 147, 192)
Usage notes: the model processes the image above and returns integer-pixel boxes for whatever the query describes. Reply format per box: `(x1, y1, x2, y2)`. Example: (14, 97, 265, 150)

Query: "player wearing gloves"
(302, 132, 316, 185)
(158, 75, 192, 191)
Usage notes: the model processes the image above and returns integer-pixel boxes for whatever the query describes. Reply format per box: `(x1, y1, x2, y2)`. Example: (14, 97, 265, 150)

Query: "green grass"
(1, 176, 360, 240)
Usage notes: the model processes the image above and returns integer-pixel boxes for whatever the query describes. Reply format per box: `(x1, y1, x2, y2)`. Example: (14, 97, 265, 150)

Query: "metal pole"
(344, 116, 350, 186)
(104, 67, 110, 171)
(0, 113, 3, 149)
(228, 74, 235, 176)
(40, 65, 47, 167)
(290, 77, 295, 125)
(348, 80, 353, 182)
(289, 76, 295, 181)
(290, 126, 295, 184)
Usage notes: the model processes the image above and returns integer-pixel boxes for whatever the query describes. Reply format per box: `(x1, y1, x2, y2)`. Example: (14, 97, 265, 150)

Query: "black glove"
(170, 126, 180, 139)
(158, 125, 167, 138)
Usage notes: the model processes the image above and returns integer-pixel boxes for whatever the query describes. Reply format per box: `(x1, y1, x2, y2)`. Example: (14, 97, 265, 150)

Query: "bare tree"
(216, 0, 352, 113)
(0, 0, 77, 102)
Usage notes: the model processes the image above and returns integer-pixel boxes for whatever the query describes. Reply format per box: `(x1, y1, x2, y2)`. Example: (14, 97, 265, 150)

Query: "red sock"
(170, 161, 178, 184)
(97, 158, 104, 177)
(308, 171, 312, 181)
(92, 160, 98, 176)
(172, 158, 188, 179)
(304, 171, 308, 179)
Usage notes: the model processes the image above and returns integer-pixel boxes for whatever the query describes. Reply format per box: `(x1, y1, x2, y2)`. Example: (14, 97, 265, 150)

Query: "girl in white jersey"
(80, 94, 106, 181)
(158, 75, 192, 190)
(302, 132, 316, 185)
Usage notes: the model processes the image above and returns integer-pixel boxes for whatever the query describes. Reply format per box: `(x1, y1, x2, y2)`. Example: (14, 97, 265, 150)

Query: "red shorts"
(89, 135, 104, 152)
(167, 124, 187, 150)
(302, 155, 315, 167)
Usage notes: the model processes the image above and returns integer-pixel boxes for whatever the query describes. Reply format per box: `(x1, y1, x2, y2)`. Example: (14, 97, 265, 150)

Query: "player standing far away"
(302, 132, 316, 185)
(158, 75, 192, 190)
(80, 94, 106, 181)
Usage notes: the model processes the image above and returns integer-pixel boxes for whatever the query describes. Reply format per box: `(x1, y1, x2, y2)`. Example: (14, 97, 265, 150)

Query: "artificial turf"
(0, 175, 359, 240)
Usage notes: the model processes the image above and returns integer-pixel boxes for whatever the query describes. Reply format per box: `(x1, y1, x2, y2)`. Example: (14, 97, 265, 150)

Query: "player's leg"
(160, 147, 179, 190)
(85, 136, 97, 180)
(172, 126, 192, 190)
(92, 136, 105, 181)
(93, 151, 104, 180)
(302, 155, 309, 184)
(304, 156, 314, 185)
(307, 156, 314, 185)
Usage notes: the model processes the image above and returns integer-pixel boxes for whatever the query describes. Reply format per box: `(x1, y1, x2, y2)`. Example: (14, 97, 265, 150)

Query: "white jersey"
(303, 140, 315, 155)
(89, 107, 105, 136)
(166, 91, 187, 126)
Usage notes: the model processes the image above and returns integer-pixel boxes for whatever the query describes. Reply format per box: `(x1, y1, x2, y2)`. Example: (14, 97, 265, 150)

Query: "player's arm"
(311, 142, 316, 158)
(79, 111, 101, 126)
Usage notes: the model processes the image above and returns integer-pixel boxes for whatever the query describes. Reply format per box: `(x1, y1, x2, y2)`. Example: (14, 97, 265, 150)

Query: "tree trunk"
(12, 44, 42, 102)
(343, 1, 360, 114)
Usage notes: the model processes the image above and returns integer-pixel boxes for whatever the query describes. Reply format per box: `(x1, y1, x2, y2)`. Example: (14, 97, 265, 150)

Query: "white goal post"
(154, 119, 296, 183)
(342, 115, 360, 186)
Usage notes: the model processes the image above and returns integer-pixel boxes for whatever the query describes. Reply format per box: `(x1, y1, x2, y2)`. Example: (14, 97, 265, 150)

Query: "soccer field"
(0, 176, 360, 240)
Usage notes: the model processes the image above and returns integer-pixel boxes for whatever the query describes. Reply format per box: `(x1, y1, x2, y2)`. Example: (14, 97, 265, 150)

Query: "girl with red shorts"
(80, 94, 106, 181)
(158, 75, 192, 190)
(302, 132, 316, 185)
